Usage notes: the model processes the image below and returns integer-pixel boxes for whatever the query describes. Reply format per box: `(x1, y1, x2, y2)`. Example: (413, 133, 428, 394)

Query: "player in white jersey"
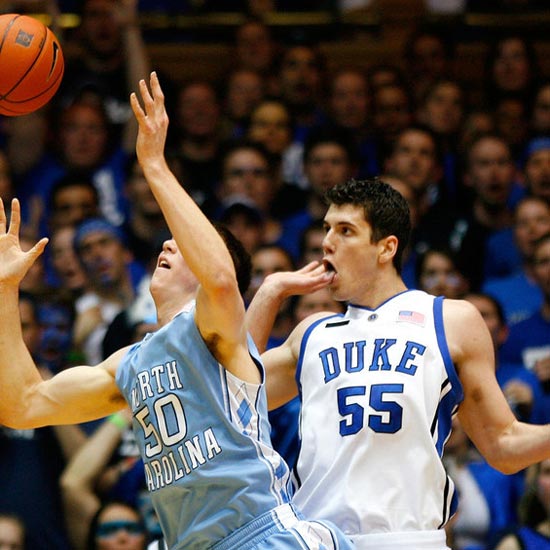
(0, 74, 353, 550)
(246, 177, 550, 550)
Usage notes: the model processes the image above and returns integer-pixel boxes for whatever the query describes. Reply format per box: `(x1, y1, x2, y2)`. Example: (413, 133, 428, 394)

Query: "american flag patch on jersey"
(397, 310, 425, 325)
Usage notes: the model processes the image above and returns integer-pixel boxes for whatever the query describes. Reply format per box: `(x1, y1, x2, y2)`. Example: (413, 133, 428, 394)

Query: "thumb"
(28, 238, 49, 261)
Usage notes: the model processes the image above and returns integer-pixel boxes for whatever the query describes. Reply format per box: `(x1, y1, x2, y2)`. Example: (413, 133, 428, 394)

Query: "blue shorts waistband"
(210, 503, 301, 550)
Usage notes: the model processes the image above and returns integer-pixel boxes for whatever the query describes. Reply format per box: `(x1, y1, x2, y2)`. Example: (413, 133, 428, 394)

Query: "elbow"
(207, 270, 240, 298)
(0, 403, 36, 430)
(486, 457, 521, 475)
(484, 446, 525, 475)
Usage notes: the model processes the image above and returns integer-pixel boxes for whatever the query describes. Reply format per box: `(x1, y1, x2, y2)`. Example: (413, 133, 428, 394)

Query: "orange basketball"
(0, 14, 64, 116)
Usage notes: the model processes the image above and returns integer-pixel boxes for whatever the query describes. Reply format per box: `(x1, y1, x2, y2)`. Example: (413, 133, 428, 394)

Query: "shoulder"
(288, 310, 344, 347)
(102, 345, 134, 377)
(442, 298, 491, 361)
(442, 298, 482, 323)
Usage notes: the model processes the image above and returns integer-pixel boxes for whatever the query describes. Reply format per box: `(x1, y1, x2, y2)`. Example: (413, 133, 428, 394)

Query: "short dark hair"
(325, 178, 411, 272)
(214, 223, 252, 296)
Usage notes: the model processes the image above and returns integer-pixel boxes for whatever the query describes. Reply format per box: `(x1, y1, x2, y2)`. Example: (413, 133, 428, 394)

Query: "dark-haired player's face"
(322, 204, 379, 303)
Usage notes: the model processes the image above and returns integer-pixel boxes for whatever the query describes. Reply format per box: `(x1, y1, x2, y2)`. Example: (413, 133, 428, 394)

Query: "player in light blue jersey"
(247, 177, 550, 550)
(0, 73, 352, 550)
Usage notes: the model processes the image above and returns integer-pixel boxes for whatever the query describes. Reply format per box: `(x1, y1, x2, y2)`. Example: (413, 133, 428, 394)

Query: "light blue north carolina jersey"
(293, 290, 464, 546)
(116, 304, 292, 549)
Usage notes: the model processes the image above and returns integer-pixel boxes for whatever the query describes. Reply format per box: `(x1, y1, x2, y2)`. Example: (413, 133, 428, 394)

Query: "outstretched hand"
(130, 71, 169, 170)
(0, 199, 48, 288)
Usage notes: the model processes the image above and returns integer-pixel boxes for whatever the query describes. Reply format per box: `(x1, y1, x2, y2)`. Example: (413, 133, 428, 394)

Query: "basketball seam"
(1, 21, 48, 100)
(0, 14, 19, 58)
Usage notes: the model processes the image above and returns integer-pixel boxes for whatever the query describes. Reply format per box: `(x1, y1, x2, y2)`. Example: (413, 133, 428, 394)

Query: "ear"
(378, 235, 398, 265)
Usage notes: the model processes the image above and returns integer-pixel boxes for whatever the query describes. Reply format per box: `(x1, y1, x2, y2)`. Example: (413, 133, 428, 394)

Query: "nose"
(162, 238, 176, 252)
(322, 229, 334, 254)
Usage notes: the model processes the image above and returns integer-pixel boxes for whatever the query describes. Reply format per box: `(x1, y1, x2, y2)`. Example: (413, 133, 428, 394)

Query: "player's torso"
(294, 290, 463, 536)
(116, 307, 291, 548)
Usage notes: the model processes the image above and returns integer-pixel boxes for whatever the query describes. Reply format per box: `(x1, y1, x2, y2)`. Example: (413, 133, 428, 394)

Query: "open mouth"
(323, 259, 336, 275)
(158, 256, 170, 269)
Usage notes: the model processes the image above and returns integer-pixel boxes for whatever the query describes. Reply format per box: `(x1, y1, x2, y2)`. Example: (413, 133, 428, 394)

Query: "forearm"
(481, 419, 550, 474)
(0, 284, 44, 423)
(246, 280, 287, 353)
(143, 158, 237, 294)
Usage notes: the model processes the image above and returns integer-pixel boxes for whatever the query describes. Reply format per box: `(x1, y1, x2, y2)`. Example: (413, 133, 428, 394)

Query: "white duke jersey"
(293, 290, 463, 542)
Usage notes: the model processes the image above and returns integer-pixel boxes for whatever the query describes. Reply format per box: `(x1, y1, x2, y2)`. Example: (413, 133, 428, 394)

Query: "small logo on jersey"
(325, 320, 350, 328)
(367, 313, 378, 321)
(397, 310, 425, 326)
(15, 30, 34, 47)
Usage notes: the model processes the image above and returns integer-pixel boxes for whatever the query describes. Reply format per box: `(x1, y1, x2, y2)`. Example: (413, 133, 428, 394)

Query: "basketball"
(0, 14, 64, 116)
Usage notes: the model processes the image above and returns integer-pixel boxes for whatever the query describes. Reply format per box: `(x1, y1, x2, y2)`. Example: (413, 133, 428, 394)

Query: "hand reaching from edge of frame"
(0, 198, 48, 289)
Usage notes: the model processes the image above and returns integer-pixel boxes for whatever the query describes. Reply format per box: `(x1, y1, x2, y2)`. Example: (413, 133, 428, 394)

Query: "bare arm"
(246, 262, 333, 352)
(447, 299, 550, 474)
(131, 73, 252, 379)
(0, 199, 127, 428)
(262, 313, 329, 410)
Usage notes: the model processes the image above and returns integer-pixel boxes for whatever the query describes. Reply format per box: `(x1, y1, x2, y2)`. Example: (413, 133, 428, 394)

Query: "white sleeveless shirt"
(292, 290, 463, 542)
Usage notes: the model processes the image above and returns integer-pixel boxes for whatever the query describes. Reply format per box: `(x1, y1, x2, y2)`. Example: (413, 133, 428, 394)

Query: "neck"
(354, 272, 408, 309)
(155, 294, 196, 327)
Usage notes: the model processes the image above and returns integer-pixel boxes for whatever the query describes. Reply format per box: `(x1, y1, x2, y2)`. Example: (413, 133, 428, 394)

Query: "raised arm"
(130, 73, 249, 376)
(447, 299, 550, 474)
(0, 199, 126, 428)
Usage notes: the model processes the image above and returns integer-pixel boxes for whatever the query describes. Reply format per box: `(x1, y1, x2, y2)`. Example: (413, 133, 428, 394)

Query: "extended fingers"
(130, 91, 145, 121)
(150, 71, 164, 101)
(297, 261, 322, 274)
(0, 198, 5, 233)
(7, 198, 20, 236)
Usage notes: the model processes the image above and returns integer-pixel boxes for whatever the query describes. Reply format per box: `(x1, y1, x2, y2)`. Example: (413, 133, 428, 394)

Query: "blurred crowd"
(1, 1, 550, 549)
